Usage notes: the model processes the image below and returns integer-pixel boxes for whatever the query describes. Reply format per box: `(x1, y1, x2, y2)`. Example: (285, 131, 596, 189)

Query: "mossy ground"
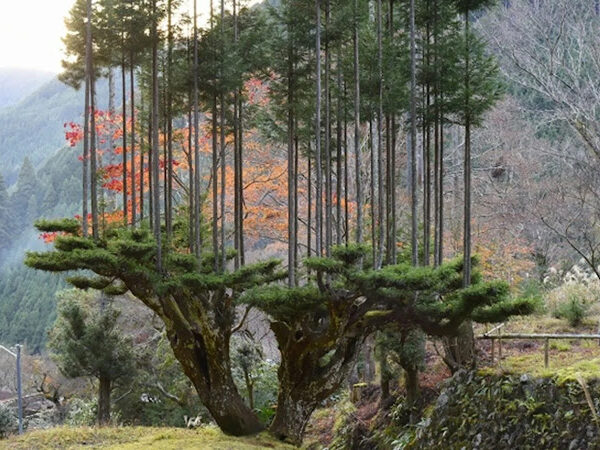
(475, 313, 600, 381)
(0, 425, 295, 449)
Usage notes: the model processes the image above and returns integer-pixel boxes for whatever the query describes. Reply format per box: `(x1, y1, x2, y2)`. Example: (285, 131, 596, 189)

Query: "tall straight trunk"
(336, 45, 343, 247)
(287, 33, 296, 286)
(90, 71, 98, 239)
(324, 0, 332, 257)
(433, 0, 440, 267)
(212, 98, 218, 269)
(307, 150, 312, 258)
(82, 46, 90, 238)
(463, 12, 471, 287)
(130, 55, 136, 226)
(385, 114, 391, 264)
(163, 75, 168, 223)
(353, 0, 362, 244)
(97, 375, 111, 425)
(219, 0, 226, 271)
(148, 109, 153, 230)
(84, 0, 93, 239)
(108, 69, 115, 166)
(438, 112, 444, 264)
(233, 0, 242, 270)
(238, 101, 245, 266)
(423, 11, 431, 266)
(294, 127, 299, 272)
(234, 97, 241, 270)
(391, 115, 397, 263)
(390, 0, 397, 264)
(423, 120, 431, 266)
(166, 0, 174, 241)
(443, 11, 477, 375)
(193, 0, 201, 258)
(220, 90, 226, 271)
(152, 0, 162, 271)
(434, 106, 440, 266)
(376, 0, 384, 269)
(211, 1, 219, 271)
(188, 105, 194, 253)
(386, 0, 394, 264)
(121, 57, 128, 225)
(369, 119, 376, 266)
(343, 80, 349, 246)
(139, 76, 145, 221)
(409, 0, 419, 266)
(233, 114, 240, 270)
(315, 0, 323, 257)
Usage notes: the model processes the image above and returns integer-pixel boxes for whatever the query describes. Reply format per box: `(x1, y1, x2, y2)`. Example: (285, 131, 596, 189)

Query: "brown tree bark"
(121, 57, 128, 226)
(193, 0, 201, 258)
(97, 375, 111, 425)
(324, 0, 332, 257)
(268, 321, 362, 445)
(287, 32, 297, 286)
(410, 0, 419, 266)
(315, 0, 323, 256)
(90, 71, 98, 240)
(130, 54, 136, 227)
(354, 0, 362, 244)
(163, 305, 263, 435)
(151, 0, 162, 271)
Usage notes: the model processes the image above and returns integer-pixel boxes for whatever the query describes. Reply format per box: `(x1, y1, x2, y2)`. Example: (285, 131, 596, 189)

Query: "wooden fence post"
(498, 336, 502, 361)
(544, 338, 549, 368)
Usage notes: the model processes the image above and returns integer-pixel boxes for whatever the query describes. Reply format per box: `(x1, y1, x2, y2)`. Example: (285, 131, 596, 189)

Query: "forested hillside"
(0, 68, 53, 109)
(0, 77, 111, 185)
(0, 75, 112, 352)
(0, 72, 129, 353)
(0, 146, 81, 352)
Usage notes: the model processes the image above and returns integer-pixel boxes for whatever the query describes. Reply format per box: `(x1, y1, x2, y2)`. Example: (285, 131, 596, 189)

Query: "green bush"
(65, 398, 97, 426)
(517, 279, 546, 314)
(0, 404, 15, 438)
(555, 297, 588, 327)
(546, 282, 596, 326)
(231, 338, 279, 425)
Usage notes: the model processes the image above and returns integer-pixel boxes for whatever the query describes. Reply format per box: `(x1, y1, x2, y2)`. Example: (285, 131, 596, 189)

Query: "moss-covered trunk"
(270, 386, 317, 446)
(269, 321, 362, 444)
(164, 309, 263, 436)
(443, 322, 476, 373)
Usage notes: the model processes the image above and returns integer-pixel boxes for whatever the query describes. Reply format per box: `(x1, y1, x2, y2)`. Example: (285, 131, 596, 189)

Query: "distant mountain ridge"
(0, 74, 112, 186)
(0, 68, 54, 109)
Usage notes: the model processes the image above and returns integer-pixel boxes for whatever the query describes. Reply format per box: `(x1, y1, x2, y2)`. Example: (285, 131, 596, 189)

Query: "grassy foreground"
(0, 425, 295, 449)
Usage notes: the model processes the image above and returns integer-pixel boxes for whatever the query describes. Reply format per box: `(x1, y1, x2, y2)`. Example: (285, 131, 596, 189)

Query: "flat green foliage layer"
(405, 371, 600, 449)
(0, 426, 295, 449)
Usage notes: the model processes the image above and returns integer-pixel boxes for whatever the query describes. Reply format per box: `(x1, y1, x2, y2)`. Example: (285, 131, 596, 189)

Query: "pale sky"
(0, 0, 258, 73)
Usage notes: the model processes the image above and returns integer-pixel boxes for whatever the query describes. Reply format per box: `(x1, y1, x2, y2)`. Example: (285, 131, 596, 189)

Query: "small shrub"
(231, 338, 279, 425)
(65, 398, 97, 426)
(0, 404, 15, 438)
(550, 340, 571, 352)
(518, 279, 546, 314)
(546, 282, 597, 327)
(555, 298, 588, 327)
